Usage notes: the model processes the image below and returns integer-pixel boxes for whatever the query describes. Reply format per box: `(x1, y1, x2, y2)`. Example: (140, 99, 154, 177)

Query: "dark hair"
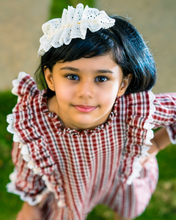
(35, 16, 156, 97)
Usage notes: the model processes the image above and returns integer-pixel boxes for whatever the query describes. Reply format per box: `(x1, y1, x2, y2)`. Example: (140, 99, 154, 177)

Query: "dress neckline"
(40, 90, 119, 136)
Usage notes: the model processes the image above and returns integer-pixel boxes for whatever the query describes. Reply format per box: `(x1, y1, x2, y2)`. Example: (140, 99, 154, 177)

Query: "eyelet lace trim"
(38, 3, 115, 56)
(6, 113, 66, 207)
(7, 73, 67, 207)
(6, 168, 48, 206)
(11, 71, 27, 96)
(126, 91, 156, 185)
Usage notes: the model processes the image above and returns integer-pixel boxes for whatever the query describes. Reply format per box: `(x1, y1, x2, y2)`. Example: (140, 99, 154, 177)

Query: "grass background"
(1, 0, 176, 219)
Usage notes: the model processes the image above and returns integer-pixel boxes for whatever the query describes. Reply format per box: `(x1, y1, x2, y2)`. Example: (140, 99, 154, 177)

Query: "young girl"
(6, 3, 175, 220)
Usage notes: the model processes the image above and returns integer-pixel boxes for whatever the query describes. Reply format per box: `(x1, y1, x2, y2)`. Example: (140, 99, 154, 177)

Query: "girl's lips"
(73, 105, 97, 113)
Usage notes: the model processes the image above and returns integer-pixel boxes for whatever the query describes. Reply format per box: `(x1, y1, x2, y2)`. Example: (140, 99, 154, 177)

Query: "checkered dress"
(6, 73, 176, 219)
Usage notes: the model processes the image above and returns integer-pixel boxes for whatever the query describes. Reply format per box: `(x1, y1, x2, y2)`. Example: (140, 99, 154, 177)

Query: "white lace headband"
(38, 3, 115, 56)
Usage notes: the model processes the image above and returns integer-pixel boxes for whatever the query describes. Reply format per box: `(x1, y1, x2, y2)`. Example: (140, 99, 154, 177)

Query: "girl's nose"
(77, 81, 95, 99)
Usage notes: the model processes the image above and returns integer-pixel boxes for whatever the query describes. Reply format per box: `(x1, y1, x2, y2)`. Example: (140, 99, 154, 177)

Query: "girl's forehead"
(55, 54, 120, 70)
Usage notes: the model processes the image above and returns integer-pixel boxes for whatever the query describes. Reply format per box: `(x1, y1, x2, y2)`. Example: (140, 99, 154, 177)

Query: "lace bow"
(38, 3, 115, 56)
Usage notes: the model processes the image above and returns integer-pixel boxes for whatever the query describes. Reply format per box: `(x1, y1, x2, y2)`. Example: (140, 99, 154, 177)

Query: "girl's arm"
(141, 93, 176, 166)
(16, 202, 42, 220)
(140, 127, 171, 166)
(152, 127, 171, 150)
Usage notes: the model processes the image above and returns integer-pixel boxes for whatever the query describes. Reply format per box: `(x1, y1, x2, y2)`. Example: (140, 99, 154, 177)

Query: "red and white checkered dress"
(6, 72, 176, 219)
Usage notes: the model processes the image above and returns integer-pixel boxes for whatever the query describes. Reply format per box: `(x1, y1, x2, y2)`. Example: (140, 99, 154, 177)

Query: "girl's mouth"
(73, 105, 97, 113)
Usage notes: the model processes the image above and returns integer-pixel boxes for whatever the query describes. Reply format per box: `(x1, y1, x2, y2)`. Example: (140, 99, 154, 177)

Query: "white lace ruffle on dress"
(126, 91, 156, 185)
(6, 168, 48, 206)
(6, 72, 66, 206)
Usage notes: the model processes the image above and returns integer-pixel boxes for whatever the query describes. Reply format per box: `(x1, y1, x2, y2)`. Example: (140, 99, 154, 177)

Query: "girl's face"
(45, 54, 131, 131)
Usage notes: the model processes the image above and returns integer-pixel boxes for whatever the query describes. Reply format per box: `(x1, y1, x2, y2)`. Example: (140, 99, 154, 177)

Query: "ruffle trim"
(143, 91, 156, 144)
(7, 113, 40, 176)
(7, 113, 44, 174)
(11, 72, 27, 96)
(7, 114, 66, 207)
(6, 168, 49, 206)
(126, 91, 156, 185)
(7, 114, 20, 142)
(11, 71, 39, 100)
(126, 145, 150, 184)
(40, 93, 119, 136)
(42, 175, 66, 208)
(7, 72, 67, 207)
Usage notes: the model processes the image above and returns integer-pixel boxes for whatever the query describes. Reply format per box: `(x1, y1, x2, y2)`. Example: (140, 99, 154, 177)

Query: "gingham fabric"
(6, 73, 176, 219)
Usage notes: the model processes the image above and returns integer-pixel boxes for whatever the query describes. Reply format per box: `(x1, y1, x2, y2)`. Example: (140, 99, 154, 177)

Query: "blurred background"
(0, 0, 176, 93)
(0, 0, 50, 90)
(0, 0, 176, 219)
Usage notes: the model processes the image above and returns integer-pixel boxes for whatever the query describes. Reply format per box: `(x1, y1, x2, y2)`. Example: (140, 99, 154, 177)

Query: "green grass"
(0, 91, 23, 219)
(1, 0, 176, 219)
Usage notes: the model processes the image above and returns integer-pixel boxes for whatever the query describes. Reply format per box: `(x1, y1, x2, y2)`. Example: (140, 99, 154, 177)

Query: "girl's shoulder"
(11, 72, 40, 98)
(7, 72, 49, 143)
(119, 90, 155, 125)
(117, 91, 155, 184)
(7, 73, 57, 175)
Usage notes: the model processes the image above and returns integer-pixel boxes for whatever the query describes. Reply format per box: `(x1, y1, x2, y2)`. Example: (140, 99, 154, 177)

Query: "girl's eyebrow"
(60, 66, 114, 74)
(60, 66, 80, 72)
(96, 69, 114, 74)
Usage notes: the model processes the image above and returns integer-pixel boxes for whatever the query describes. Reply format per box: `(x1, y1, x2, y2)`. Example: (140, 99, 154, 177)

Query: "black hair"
(35, 16, 156, 97)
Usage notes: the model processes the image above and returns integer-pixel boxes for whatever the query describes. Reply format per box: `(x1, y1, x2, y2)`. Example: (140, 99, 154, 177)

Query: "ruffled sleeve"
(119, 91, 155, 184)
(7, 72, 66, 207)
(11, 71, 39, 97)
(119, 91, 176, 185)
(152, 93, 176, 144)
(6, 72, 49, 205)
(6, 142, 48, 206)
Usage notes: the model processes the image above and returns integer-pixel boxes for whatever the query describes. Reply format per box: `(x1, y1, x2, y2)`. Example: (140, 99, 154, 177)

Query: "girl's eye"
(95, 76, 109, 82)
(66, 74, 79, 81)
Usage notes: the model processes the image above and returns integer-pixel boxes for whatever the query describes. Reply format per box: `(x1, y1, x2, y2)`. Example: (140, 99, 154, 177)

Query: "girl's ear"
(117, 74, 132, 97)
(44, 67, 55, 91)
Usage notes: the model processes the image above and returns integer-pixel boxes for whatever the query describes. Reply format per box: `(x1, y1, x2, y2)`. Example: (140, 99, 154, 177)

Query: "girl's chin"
(68, 119, 98, 130)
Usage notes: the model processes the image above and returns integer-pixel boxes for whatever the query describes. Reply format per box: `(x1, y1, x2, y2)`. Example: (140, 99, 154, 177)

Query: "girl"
(6, 3, 175, 220)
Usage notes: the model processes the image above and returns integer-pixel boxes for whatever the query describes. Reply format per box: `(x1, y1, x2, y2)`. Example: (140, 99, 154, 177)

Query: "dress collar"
(40, 90, 119, 136)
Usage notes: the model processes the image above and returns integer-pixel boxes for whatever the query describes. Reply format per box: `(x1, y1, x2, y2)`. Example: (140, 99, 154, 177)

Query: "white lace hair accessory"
(38, 3, 115, 56)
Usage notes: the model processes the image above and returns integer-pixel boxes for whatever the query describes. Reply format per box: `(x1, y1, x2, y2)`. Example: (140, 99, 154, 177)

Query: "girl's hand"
(140, 127, 171, 167)
(140, 140, 159, 167)
(16, 202, 42, 220)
